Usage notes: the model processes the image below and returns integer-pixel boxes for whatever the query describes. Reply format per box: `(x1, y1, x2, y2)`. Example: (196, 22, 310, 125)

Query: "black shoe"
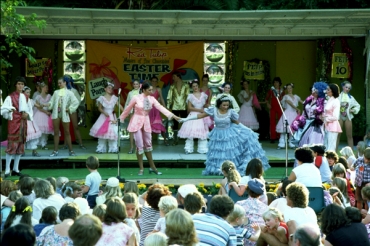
(12, 171, 21, 176)
(270, 139, 276, 144)
(4, 173, 11, 178)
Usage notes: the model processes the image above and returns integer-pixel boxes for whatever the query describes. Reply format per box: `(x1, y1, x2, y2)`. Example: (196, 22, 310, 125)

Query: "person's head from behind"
(62, 181, 82, 199)
(246, 178, 265, 198)
(262, 207, 284, 230)
(177, 184, 198, 205)
(286, 182, 309, 208)
(104, 177, 122, 199)
(8, 190, 23, 203)
(337, 156, 349, 169)
(266, 192, 277, 205)
(340, 146, 355, 158)
(357, 141, 366, 156)
(86, 156, 100, 170)
(40, 206, 58, 224)
(123, 181, 139, 196)
(184, 192, 204, 214)
(1, 223, 36, 246)
(34, 179, 54, 199)
(4, 197, 32, 230)
(1, 180, 17, 196)
(331, 163, 346, 179)
(309, 144, 326, 157)
(46, 177, 57, 192)
(281, 179, 294, 197)
(216, 96, 233, 110)
(144, 232, 167, 246)
(19, 177, 35, 196)
(60, 202, 81, 221)
(227, 204, 246, 226)
(294, 147, 314, 164)
(364, 148, 370, 164)
(345, 207, 361, 223)
(122, 192, 140, 219)
(56, 177, 69, 189)
(158, 195, 178, 217)
(361, 186, 370, 201)
(166, 209, 198, 246)
(146, 183, 171, 210)
(104, 197, 127, 225)
(68, 214, 103, 246)
(321, 204, 350, 235)
(221, 160, 241, 183)
(92, 204, 106, 222)
(292, 223, 321, 246)
(209, 195, 234, 219)
(325, 150, 339, 166)
(245, 158, 264, 179)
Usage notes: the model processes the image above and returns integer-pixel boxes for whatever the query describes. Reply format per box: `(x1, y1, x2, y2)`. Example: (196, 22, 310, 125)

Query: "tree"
(1, 0, 46, 82)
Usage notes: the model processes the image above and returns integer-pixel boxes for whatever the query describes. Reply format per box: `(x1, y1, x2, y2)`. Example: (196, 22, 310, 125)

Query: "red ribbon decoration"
(160, 59, 187, 86)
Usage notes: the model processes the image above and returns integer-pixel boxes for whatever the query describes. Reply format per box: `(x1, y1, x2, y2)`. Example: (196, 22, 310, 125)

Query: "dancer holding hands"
(237, 79, 259, 130)
(125, 80, 141, 154)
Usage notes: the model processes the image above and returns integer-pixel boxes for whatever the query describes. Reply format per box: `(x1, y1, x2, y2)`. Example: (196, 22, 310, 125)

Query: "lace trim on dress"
(96, 95, 118, 108)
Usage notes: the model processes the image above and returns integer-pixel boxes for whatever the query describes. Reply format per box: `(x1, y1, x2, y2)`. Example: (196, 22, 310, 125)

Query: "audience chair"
(307, 186, 325, 213)
(228, 187, 249, 203)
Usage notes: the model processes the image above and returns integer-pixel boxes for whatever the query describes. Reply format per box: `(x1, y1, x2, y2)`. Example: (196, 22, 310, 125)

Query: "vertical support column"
(365, 31, 370, 127)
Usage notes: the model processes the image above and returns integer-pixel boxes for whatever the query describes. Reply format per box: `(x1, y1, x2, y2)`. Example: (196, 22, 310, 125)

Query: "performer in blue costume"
(180, 95, 270, 176)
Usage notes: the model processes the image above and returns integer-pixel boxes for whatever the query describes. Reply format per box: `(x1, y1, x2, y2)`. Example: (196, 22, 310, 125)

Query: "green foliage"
(1, 0, 46, 82)
(352, 108, 368, 137)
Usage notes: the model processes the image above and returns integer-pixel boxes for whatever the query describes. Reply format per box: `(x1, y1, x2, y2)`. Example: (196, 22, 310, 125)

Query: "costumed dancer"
(179, 95, 270, 176)
(1, 76, 30, 177)
(149, 76, 169, 146)
(276, 83, 303, 149)
(89, 81, 123, 153)
(33, 82, 54, 150)
(23, 87, 42, 157)
(265, 77, 284, 143)
(45, 76, 80, 156)
(120, 82, 181, 175)
(32, 82, 41, 100)
(291, 82, 327, 147)
(64, 75, 86, 149)
(178, 80, 209, 154)
(336, 81, 360, 149)
(323, 83, 342, 151)
(166, 72, 190, 145)
(125, 80, 141, 154)
(237, 79, 260, 130)
(200, 74, 214, 129)
(215, 82, 240, 113)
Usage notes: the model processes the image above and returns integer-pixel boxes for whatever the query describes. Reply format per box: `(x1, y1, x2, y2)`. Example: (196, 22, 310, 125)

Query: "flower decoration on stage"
(137, 183, 147, 194)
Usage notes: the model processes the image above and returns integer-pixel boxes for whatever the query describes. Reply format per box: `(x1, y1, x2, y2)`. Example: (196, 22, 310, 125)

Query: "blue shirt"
(233, 225, 252, 246)
(192, 213, 237, 246)
(85, 171, 101, 196)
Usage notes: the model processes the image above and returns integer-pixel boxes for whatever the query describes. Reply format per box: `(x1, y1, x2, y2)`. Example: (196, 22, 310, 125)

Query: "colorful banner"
(331, 53, 350, 78)
(86, 40, 204, 106)
(243, 60, 265, 80)
(25, 58, 50, 77)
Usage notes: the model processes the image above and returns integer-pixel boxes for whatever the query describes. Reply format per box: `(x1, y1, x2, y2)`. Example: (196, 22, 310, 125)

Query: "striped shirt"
(193, 213, 237, 246)
(234, 226, 252, 246)
(138, 207, 160, 246)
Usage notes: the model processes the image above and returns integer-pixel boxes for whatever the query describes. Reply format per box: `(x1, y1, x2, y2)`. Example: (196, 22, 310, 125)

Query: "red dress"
(149, 89, 166, 134)
(265, 89, 284, 140)
(279, 221, 289, 241)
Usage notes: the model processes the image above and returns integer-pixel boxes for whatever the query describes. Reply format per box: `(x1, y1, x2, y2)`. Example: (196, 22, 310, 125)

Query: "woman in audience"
(32, 179, 66, 221)
(3, 197, 38, 230)
(95, 197, 136, 246)
(166, 209, 199, 246)
(33, 206, 58, 236)
(36, 202, 80, 246)
(96, 177, 122, 205)
(321, 204, 369, 246)
(139, 183, 171, 246)
(219, 160, 241, 195)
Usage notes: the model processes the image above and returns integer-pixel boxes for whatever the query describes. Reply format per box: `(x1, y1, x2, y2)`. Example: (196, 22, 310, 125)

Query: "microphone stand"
(116, 88, 125, 183)
(273, 90, 295, 177)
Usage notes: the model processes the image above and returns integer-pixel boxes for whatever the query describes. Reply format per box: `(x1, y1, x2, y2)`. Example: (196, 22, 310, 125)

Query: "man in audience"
(291, 224, 321, 246)
(193, 195, 236, 246)
(177, 184, 198, 209)
(184, 191, 205, 214)
(68, 214, 102, 246)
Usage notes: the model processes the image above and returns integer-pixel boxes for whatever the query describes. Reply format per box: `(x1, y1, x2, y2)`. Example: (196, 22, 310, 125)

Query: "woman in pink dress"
(276, 83, 303, 149)
(120, 82, 181, 175)
(89, 81, 123, 153)
(34, 82, 53, 150)
(149, 76, 169, 146)
(178, 80, 209, 154)
(200, 74, 214, 129)
(237, 79, 259, 130)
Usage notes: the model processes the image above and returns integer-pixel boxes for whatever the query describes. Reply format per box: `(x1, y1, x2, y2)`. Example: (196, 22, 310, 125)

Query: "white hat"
(74, 197, 92, 215)
(106, 177, 119, 188)
(178, 184, 198, 198)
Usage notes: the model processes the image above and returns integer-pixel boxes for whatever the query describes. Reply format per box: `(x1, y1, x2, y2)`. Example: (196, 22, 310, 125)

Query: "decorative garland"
(316, 38, 335, 82)
(225, 40, 237, 84)
(341, 37, 353, 82)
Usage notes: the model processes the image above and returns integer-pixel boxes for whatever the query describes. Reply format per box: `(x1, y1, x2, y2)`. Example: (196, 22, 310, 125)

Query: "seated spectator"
(3, 197, 38, 230)
(219, 160, 241, 195)
(309, 144, 332, 183)
(355, 148, 370, 211)
(92, 204, 106, 222)
(1, 223, 36, 246)
(144, 232, 167, 246)
(328, 187, 349, 208)
(269, 179, 293, 215)
(62, 181, 82, 202)
(96, 177, 122, 206)
(56, 177, 69, 197)
(46, 177, 57, 192)
(184, 192, 205, 215)
(122, 192, 141, 245)
(291, 223, 321, 246)
(124, 182, 140, 197)
(325, 150, 339, 171)
(337, 156, 355, 185)
(332, 163, 355, 206)
(68, 214, 103, 246)
(18, 177, 36, 205)
(152, 195, 178, 234)
(95, 197, 136, 246)
(74, 197, 92, 215)
(262, 207, 289, 244)
(36, 202, 81, 246)
(357, 141, 367, 158)
(340, 146, 357, 168)
(345, 207, 362, 223)
(266, 192, 277, 205)
(332, 177, 351, 207)
(177, 184, 198, 209)
(361, 186, 370, 225)
(321, 204, 369, 246)
(166, 209, 199, 246)
(288, 147, 322, 187)
(193, 195, 236, 245)
(1, 190, 22, 230)
(1, 180, 17, 197)
(33, 179, 66, 221)
(33, 206, 58, 236)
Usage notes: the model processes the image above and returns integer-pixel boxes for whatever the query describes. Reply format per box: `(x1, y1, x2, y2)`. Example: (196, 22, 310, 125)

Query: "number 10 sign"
(331, 53, 350, 78)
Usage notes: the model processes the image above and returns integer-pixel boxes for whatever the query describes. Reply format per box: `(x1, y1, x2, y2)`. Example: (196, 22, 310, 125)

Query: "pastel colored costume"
(34, 94, 54, 148)
(237, 90, 259, 130)
(215, 93, 240, 113)
(202, 107, 270, 176)
(25, 99, 42, 150)
(265, 88, 284, 140)
(201, 88, 214, 129)
(120, 94, 173, 154)
(324, 96, 342, 151)
(89, 95, 119, 153)
(178, 93, 209, 154)
(48, 88, 79, 122)
(149, 89, 166, 134)
(338, 92, 360, 121)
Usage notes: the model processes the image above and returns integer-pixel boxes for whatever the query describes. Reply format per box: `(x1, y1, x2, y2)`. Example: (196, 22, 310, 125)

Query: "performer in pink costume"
(178, 80, 209, 154)
(200, 74, 214, 129)
(149, 76, 169, 146)
(124, 80, 141, 154)
(276, 83, 303, 149)
(90, 81, 123, 153)
(237, 79, 259, 130)
(120, 82, 181, 175)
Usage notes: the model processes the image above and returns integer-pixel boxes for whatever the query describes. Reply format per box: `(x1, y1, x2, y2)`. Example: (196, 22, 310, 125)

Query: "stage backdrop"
(86, 40, 204, 108)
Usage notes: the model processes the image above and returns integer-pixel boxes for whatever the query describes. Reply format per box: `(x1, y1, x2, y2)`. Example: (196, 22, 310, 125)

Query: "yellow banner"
(331, 53, 350, 78)
(86, 41, 204, 105)
(243, 60, 265, 80)
(25, 58, 50, 77)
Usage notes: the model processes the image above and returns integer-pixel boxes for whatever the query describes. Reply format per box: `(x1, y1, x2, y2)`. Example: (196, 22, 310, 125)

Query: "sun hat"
(248, 178, 264, 195)
(178, 184, 198, 198)
(106, 177, 119, 188)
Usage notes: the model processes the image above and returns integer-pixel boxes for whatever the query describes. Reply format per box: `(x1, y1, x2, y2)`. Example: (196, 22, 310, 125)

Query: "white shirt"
(269, 197, 290, 215)
(284, 206, 319, 230)
(292, 163, 322, 187)
(33, 194, 66, 221)
(319, 157, 332, 183)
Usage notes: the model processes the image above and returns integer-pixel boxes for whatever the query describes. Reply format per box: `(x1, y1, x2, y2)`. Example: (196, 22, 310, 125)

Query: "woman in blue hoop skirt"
(180, 95, 270, 176)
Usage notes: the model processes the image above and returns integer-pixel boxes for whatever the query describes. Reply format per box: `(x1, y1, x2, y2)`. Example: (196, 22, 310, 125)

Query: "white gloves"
(179, 114, 198, 123)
